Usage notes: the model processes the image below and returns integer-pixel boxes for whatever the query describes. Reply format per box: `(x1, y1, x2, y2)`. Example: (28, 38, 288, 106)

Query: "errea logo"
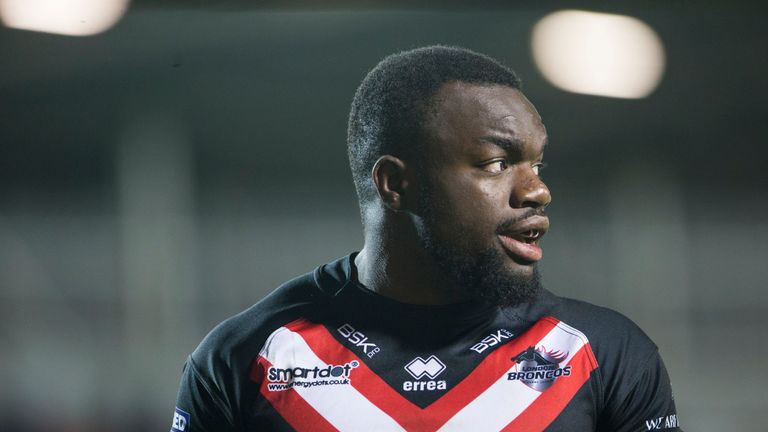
(405, 355, 446, 379)
(170, 407, 190, 432)
(403, 355, 447, 392)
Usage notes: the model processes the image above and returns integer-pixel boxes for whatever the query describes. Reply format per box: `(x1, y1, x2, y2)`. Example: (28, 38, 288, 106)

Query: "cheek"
(429, 175, 504, 229)
(477, 182, 506, 205)
(453, 174, 508, 210)
(434, 169, 489, 197)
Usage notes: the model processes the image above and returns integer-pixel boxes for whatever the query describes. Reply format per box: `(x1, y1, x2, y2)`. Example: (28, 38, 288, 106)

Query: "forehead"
(423, 81, 547, 154)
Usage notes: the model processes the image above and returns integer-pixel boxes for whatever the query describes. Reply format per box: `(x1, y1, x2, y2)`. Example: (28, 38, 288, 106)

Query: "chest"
(249, 317, 598, 431)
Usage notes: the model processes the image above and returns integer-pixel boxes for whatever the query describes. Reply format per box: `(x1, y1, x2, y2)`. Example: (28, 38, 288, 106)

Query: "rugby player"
(171, 45, 682, 432)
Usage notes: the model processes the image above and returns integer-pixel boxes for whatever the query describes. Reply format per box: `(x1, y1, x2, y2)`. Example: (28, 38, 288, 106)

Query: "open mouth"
(498, 233, 543, 263)
(514, 229, 542, 244)
(497, 217, 549, 263)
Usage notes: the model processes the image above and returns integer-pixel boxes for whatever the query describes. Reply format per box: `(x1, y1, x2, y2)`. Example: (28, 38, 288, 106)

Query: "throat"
(354, 246, 468, 306)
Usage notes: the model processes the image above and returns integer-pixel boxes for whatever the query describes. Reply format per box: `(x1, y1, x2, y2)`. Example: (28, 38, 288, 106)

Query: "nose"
(510, 166, 551, 209)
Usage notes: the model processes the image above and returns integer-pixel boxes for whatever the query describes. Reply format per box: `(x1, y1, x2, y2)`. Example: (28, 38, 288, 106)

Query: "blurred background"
(1, 1, 766, 431)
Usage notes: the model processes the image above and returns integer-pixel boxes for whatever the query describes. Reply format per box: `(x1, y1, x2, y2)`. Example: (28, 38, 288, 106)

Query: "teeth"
(508, 229, 542, 243)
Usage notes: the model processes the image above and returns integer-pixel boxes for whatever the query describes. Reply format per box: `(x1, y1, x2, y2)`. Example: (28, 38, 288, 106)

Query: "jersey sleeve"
(171, 357, 236, 432)
(599, 350, 682, 432)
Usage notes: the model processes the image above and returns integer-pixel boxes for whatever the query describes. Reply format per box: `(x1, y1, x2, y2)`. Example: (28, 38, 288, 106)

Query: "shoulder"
(190, 268, 331, 381)
(188, 254, 352, 377)
(173, 257, 352, 428)
(543, 294, 657, 360)
(539, 295, 682, 430)
(539, 293, 668, 412)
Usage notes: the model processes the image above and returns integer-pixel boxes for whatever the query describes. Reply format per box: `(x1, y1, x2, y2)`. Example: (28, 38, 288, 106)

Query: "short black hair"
(347, 45, 522, 204)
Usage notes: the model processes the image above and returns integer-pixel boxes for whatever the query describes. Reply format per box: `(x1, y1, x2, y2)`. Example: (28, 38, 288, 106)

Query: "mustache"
(495, 208, 548, 234)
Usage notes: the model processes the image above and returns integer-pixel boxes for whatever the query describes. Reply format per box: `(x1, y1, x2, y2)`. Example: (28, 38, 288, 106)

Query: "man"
(171, 46, 682, 431)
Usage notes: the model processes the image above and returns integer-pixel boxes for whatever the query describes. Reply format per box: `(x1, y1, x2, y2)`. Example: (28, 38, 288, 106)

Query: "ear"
(372, 155, 410, 211)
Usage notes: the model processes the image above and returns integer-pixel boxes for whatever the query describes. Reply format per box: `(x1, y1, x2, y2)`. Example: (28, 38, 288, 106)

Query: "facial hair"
(414, 183, 543, 307)
(419, 227, 542, 307)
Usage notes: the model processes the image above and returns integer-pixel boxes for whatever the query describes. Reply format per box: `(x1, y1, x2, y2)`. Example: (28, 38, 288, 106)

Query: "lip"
(497, 215, 549, 263)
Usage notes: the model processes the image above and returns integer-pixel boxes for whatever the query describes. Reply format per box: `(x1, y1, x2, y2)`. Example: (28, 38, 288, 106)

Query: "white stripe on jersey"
(260, 326, 407, 432)
(437, 321, 589, 432)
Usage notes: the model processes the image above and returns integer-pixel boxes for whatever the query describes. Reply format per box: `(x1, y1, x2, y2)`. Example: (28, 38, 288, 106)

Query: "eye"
(483, 160, 508, 174)
(532, 162, 548, 176)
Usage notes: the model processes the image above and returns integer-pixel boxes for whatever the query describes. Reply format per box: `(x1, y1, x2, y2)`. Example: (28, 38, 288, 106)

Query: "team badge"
(508, 346, 571, 391)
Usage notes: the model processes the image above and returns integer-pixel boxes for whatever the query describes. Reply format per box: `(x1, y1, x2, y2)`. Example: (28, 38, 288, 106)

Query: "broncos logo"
(510, 346, 572, 391)
(512, 346, 569, 365)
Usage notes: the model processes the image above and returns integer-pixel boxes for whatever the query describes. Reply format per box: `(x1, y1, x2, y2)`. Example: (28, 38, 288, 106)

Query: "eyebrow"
(479, 136, 548, 153)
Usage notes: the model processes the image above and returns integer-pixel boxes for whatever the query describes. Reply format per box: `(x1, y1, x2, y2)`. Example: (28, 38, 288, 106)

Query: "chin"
(429, 240, 543, 307)
(416, 214, 543, 306)
(477, 261, 542, 307)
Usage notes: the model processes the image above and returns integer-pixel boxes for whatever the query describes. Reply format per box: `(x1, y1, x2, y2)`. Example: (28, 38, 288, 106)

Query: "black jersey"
(171, 254, 681, 432)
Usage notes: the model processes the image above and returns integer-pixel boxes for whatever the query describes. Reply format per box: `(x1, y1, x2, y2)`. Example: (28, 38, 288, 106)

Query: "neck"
(354, 212, 465, 305)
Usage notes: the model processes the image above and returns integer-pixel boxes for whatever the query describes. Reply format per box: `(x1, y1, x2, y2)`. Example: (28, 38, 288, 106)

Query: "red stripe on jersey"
(426, 317, 559, 428)
(502, 342, 598, 431)
(255, 355, 339, 432)
(283, 319, 421, 429)
(253, 317, 596, 431)
(283, 317, 569, 430)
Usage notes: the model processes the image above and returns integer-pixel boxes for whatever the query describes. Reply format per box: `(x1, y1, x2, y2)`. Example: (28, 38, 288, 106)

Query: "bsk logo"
(470, 328, 514, 354)
(405, 355, 446, 379)
(170, 407, 190, 432)
(337, 323, 380, 358)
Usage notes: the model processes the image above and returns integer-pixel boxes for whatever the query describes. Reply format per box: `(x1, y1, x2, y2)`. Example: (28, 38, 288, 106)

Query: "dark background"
(1, 2, 766, 431)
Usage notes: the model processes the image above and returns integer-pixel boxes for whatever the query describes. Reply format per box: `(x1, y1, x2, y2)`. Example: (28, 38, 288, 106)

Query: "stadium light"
(531, 10, 666, 99)
(0, 0, 129, 36)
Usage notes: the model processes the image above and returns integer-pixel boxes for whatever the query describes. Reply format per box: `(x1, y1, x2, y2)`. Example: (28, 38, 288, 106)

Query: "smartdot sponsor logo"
(266, 361, 359, 392)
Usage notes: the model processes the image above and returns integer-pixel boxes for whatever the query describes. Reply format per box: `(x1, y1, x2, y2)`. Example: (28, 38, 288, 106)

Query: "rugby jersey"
(171, 254, 681, 431)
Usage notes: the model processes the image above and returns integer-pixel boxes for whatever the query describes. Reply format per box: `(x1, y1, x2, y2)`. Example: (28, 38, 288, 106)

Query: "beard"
(418, 227, 543, 307)
(414, 179, 543, 307)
